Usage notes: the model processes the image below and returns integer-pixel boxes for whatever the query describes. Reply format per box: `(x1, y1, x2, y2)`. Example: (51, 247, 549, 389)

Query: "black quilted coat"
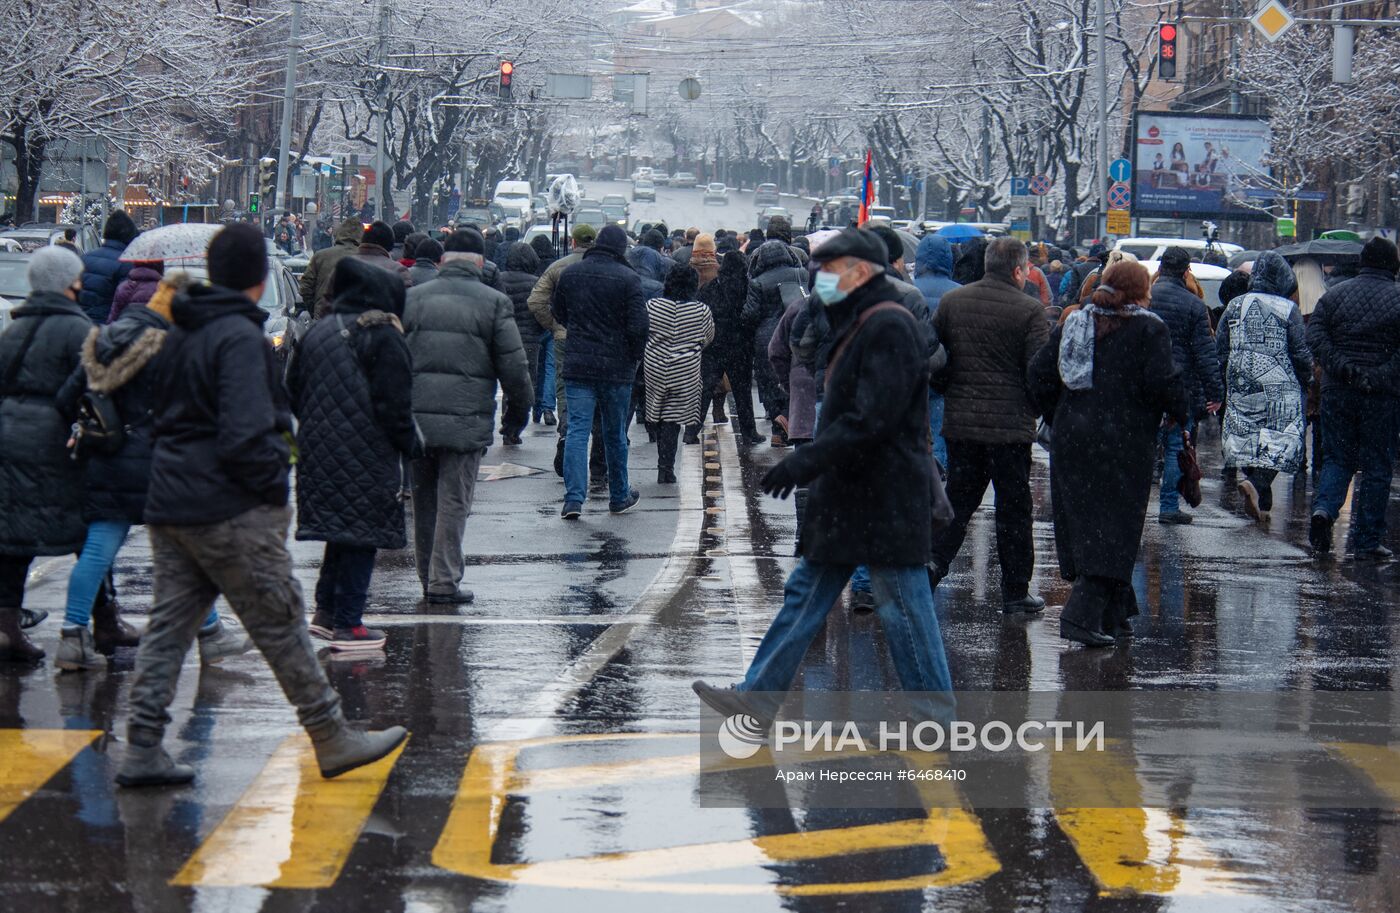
(0, 291, 91, 555)
(289, 259, 416, 549)
(79, 305, 170, 522)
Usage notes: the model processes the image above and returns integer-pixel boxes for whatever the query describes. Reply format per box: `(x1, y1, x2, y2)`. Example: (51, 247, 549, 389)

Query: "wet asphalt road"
(3, 405, 1400, 913)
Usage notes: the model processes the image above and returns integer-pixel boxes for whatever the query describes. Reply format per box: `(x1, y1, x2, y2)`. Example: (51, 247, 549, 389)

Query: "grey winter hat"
(27, 245, 85, 294)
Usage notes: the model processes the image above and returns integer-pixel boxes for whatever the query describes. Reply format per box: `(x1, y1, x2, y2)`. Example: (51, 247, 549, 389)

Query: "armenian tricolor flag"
(857, 149, 874, 226)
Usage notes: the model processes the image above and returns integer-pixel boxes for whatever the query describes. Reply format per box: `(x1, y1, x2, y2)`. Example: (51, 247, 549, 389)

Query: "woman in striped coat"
(644, 265, 715, 483)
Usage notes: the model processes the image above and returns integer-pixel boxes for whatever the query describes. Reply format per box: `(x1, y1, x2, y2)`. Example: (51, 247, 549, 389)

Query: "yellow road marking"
(171, 733, 407, 888)
(1325, 742, 1400, 803)
(432, 733, 1000, 895)
(0, 730, 100, 824)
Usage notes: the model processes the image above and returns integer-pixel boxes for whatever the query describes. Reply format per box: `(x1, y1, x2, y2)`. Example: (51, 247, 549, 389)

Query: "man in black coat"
(1307, 237, 1400, 557)
(551, 224, 649, 519)
(693, 229, 953, 720)
(79, 210, 139, 323)
(120, 224, 406, 789)
(1149, 247, 1222, 524)
(743, 239, 807, 443)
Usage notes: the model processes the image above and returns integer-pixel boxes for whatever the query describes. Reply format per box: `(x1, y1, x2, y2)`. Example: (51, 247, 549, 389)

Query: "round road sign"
(678, 78, 702, 101)
(1029, 174, 1051, 195)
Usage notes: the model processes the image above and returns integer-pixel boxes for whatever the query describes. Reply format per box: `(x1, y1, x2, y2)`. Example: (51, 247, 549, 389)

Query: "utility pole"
(980, 104, 991, 220)
(1097, 0, 1108, 240)
(374, 0, 391, 220)
(1229, 0, 1242, 114)
(274, 0, 303, 215)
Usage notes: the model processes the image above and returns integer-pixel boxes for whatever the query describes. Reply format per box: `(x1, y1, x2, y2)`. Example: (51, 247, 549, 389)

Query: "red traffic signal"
(500, 61, 514, 86)
(1158, 23, 1178, 79)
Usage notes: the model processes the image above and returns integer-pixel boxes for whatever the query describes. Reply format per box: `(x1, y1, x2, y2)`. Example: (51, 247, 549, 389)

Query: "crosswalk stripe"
(0, 730, 101, 825)
(170, 733, 407, 888)
(1324, 742, 1400, 804)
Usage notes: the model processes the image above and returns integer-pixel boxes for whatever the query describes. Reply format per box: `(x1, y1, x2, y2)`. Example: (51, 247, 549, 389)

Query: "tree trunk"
(6, 127, 46, 224)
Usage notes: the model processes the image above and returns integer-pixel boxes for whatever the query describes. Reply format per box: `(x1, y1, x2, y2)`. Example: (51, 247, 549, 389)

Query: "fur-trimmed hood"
(82, 306, 169, 394)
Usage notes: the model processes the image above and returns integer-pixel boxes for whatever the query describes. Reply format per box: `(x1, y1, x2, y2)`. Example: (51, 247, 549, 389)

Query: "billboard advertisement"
(1132, 112, 1273, 221)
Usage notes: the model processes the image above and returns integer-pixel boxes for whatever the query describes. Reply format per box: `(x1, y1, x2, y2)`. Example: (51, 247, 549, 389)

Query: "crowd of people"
(2, 202, 1400, 772)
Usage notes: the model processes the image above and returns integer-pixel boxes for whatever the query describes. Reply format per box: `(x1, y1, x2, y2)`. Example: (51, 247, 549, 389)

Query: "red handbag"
(1176, 429, 1203, 508)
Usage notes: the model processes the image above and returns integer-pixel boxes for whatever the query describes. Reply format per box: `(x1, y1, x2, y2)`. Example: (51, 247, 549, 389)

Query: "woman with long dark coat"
(1029, 260, 1189, 647)
(692, 251, 761, 444)
(289, 257, 417, 652)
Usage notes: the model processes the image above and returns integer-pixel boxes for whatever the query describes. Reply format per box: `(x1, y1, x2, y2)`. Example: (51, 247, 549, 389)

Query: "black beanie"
(415, 238, 443, 263)
(103, 210, 139, 246)
(595, 224, 629, 256)
(1360, 237, 1399, 274)
(363, 221, 395, 250)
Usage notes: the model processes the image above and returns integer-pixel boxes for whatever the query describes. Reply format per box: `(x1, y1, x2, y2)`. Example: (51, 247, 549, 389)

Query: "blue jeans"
(535, 331, 556, 415)
(1157, 417, 1194, 513)
(929, 390, 947, 468)
(64, 521, 218, 629)
(564, 381, 632, 507)
(740, 559, 953, 700)
(1313, 388, 1398, 550)
(313, 543, 377, 629)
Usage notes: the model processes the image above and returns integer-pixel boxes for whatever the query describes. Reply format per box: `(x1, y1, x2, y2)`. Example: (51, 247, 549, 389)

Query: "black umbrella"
(1273, 239, 1363, 261)
(1229, 249, 1261, 269)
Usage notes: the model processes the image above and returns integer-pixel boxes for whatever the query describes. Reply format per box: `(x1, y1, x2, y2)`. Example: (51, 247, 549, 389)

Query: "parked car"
(456, 199, 503, 231)
(1, 222, 100, 253)
(672, 172, 698, 189)
(756, 206, 792, 231)
(0, 251, 31, 333)
(703, 183, 729, 206)
(1113, 237, 1244, 264)
(632, 179, 656, 203)
(652, 172, 671, 187)
(530, 195, 551, 224)
(754, 183, 780, 207)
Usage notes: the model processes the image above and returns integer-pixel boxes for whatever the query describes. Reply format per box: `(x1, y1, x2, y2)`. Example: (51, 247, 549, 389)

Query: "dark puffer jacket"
(107, 265, 163, 324)
(743, 240, 807, 408)
(1149, 274, 1222, 416)
(499, 242, 545, 346)
(1307, 266, 1400, 396)
(0, 292, 92, 554)
(404, 258, 533, 452)
(551, 244, 649, 385)
(79, 305, 170, 522)
(932, 273, 1049, 444)
(777, 277, 938, 566)
(79, 239, 134, 324)
(145, 284, 293, 526)
(290, 259, 415, 549)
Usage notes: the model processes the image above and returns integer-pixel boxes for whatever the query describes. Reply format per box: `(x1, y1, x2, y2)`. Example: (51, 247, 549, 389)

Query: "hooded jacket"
(79, 305, 170, 523)
(551, 235, 649, 385)
(1307, 266, 1400, 396)
(0, 291, 91, 554)
(299, 219, 364, 316)
(80, 239, 135, 324)
(627, 242, 674, 284)
(743, 239, 806, 352)
(144, 283, 293, 526)
(108, 265, 164, 324)
(289, 258, 414, 548)
(499, 241, 546, 345)
(404, 258, 533, 451)
(913, 235, 960, 313)
(1149, 273, 1223, 415)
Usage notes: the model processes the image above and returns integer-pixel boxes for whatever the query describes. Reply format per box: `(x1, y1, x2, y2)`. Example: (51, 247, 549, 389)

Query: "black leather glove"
(761, 459, 802, 500)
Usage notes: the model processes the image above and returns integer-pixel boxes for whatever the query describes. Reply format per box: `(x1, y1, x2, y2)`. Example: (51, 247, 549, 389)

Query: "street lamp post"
(275, 0, 303, 214)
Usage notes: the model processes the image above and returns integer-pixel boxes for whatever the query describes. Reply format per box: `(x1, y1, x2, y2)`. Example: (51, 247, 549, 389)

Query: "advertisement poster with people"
(1133, 113, 1273, 220)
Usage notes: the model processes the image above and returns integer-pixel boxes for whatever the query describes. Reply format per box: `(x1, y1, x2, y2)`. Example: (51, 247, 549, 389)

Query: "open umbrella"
(119, 223, 223, 262)
(1229, 250, 1261, 269)
(935, 223, 984, 240)
(804, 228, 841, 254)
(1272, 239, 1362, 262)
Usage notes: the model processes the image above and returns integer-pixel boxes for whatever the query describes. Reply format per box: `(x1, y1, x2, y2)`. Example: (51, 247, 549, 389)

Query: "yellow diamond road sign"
(1251, 0, 1296, 43)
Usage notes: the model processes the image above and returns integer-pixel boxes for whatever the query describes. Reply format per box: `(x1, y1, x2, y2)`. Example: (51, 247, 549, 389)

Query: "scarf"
(1057, 299, 1153, 391)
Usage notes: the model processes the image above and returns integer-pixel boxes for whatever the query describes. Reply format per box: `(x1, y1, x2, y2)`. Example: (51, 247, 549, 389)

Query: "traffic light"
(1158, 22, 1178, 80)
(257, 157, 277, 203)
(248, 192, 260, 214)
(499, 60, 514, 99)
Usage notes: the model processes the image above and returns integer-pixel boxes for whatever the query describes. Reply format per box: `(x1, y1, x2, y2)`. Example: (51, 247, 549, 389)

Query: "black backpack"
(70, 390, 126, 459)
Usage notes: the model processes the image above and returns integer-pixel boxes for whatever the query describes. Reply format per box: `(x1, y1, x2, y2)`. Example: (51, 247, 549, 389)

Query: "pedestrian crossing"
(0, 727, 1395, 897)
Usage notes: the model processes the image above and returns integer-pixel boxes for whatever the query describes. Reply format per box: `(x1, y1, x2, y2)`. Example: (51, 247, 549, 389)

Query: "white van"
(492, 180, 535, 228)
(1113, 237, 1243, 263)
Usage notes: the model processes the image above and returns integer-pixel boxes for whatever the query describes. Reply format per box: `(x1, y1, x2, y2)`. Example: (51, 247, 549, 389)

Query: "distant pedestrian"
(300, 218, 364, 317)
(107, 260, 164, 324)
(929, 237, 1049, 613)
(1029, 259, 1189, 647)
(744, 240, 807, 446)
(290, 258, 416, 651)
(644, 265, 714, 484)
(1306, 237, 1400, 558)
(406, 238, 442, 288)
(695, 251, 761, 444)
(498, 241, 546, 444)
(1216, 251, 1311, 522)
(404, 229, 532, 602)
(79, 210, 139, 323)
(913, 234, 960, 466)
(551, 224, 648, 518)
(354, 221, 413, 289)
(389, 220, 416, 261)
(120, 223, 406, 787)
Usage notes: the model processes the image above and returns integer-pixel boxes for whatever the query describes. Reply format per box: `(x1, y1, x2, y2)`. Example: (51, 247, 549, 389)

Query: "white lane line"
(715, 427, 767, 669)
(490, 440, 705, 741)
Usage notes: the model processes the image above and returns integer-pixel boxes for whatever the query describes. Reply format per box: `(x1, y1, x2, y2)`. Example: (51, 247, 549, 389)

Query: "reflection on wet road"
(2, 415, 1398, 912)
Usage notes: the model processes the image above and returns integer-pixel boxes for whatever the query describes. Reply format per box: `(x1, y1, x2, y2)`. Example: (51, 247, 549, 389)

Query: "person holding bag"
(692, 229, 954, 720)
(1028, 260, 1189, 647)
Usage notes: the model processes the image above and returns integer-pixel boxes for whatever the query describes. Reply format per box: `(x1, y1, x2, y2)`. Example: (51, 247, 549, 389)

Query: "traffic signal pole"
(274, 0, 303, 215)
(1097, 0, 1109, 241)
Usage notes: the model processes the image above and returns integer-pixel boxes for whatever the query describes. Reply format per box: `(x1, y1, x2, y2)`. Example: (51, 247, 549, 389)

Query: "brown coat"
(932, 273, 1049, 444)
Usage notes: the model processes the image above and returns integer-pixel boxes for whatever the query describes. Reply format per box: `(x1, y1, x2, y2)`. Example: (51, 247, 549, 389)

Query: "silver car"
(703, 183, 729, 205)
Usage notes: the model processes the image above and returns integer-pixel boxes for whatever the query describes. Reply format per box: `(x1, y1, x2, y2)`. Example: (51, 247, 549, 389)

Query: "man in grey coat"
(404, 229, 533, 604)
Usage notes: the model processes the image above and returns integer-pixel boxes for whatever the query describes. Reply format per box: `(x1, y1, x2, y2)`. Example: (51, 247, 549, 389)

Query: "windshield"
(601, 205, 626, 220)
(0, 259, 30, 297)
(577, 211, 607, 228)
(708, 184, 725, 191)
(497, 192, 528, 201)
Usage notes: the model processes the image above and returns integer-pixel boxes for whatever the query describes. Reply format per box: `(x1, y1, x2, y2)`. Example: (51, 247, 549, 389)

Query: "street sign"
(678, 77, 702, 101)
(1106, 209, 1131, 234)
(1276, 217, 1297, 238)
(829, 166, 842, 178)
(1010, 176, 1035, 206)
(1107, 181, 1132, 210)
(1250, 0, 1296, 43)
(1029, 174, 1052, 195)
(1108, 158, 1132, 183)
